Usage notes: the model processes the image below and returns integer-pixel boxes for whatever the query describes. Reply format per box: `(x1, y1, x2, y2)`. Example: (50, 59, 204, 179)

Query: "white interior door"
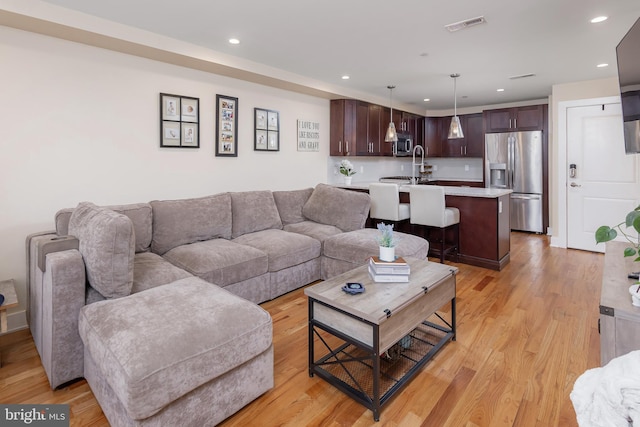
(567, 102, 640, 252)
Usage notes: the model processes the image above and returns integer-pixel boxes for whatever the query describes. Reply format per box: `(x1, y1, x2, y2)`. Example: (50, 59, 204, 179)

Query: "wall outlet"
(360, 166, 364, 173)
(465, 164, 470, 171)
(433, 165, 438, 171)
(401, 165, 404, 171)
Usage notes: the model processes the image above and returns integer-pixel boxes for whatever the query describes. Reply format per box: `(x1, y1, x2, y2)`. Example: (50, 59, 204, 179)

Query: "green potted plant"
(596, 206, 640, 305)
(595, 206, 640, 259)
(376, 222, 398, 262)
(338, 159, 356, 185)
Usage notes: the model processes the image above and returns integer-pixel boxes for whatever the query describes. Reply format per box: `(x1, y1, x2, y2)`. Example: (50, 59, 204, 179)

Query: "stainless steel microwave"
(394, 134, 413, 156)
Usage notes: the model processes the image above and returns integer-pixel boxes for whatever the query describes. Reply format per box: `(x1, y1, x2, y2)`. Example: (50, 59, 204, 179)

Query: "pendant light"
(448, 73, 464, 139)
(384, 85, 398, 143)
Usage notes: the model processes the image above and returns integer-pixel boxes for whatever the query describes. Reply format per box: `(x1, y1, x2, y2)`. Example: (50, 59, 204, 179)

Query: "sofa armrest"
(28, 234, 86, 388)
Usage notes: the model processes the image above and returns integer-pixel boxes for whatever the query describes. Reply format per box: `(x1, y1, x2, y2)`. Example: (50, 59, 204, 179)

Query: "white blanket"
(571, 350, 640, 427)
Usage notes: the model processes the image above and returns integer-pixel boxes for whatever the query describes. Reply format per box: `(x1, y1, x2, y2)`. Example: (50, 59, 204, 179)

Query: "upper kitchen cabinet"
(440, 113, 484, 157)
(358, 102, 389, 156)
(330, 98, 427, 157)
(484, 105, 545, 133)
(330, 99, 356, 156)
(424, 117, 442, 157)
(400, 112, 424, 146)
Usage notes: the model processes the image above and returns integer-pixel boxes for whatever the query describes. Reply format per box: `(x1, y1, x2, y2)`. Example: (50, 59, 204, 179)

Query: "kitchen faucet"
(411, 145, 425, 185)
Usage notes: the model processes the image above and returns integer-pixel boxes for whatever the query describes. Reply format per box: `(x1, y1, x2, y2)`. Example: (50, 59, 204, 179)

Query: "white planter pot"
(343, 176, 353, 185)
(379, 246, 395, 262)
(630, 284, 640, 307)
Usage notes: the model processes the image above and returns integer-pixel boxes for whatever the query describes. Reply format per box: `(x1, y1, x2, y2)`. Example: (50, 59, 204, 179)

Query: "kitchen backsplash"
(328, 156, 483, 184)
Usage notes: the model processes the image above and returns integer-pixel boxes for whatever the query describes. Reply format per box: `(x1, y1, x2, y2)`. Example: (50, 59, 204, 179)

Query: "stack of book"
(368, 256, 410, 282)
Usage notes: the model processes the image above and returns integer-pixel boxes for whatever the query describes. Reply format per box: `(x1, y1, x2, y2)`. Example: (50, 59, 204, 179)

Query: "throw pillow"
(68, 202, 135, 299)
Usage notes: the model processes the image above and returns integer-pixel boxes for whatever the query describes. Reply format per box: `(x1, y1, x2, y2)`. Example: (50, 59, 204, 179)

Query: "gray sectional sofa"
(27, 183, 429, 426)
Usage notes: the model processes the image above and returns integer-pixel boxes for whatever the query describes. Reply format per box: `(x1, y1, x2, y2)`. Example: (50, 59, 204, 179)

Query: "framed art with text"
(254, 108, 279, 151)
(160, 93, 199, 148)
(216, 94, 238, 156)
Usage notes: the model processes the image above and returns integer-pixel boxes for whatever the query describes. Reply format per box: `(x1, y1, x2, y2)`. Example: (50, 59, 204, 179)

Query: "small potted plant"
(595, 206, 640, 304)
(338, 159, 356, 185)
(376, 222, 398, 262)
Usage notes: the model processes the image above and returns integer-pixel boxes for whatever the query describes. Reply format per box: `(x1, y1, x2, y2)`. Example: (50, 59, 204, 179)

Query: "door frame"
(551, 96, 620, 249)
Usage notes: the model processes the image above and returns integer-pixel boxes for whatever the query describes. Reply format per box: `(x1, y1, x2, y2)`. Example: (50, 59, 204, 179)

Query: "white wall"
(0, 26, 330, 330)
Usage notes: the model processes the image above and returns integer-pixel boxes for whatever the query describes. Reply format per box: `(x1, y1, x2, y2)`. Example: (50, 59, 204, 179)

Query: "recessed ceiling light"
(591, 16, 608, 23)
(228, 38, 240, 45)
(597, 63, 609, 68)
(497, 88, 505, 92)
(341, 75, 350, 80)
(423, 98, 430, 102)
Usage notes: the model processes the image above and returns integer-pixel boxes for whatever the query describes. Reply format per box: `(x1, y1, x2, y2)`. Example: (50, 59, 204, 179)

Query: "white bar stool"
(409, 185, 460, 263)
(368, 183, 410, 225)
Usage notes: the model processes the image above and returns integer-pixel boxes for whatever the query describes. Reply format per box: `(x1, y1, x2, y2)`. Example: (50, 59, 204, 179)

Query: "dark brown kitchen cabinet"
(440, 113, 484, 157)
(423, 117, 442, 157)
(357, 102, 387, 156)
(331, 98, 426, 157)
(400, 112, 424, 145)
(484, 105, 545, 132)
(330, 99, 356, 156)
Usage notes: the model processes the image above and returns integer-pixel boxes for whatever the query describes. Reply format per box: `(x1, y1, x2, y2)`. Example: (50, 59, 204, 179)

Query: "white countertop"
(336, 181, 513, 198)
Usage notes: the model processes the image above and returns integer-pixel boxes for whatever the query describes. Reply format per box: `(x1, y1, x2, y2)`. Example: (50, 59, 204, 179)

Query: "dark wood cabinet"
(445, 193, 511, 270)
(400, 112, 424, 146)
(439, 113, 484, 157)
(355, 101, 371, 155)
(424, 117, 442, 157)
(330, 99, 356, 156)
(484, 105, 545, 132)
(331, 98, 427, 157)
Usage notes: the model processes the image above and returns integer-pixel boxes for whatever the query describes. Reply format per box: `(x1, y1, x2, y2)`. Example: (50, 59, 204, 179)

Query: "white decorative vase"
(630, 285, 640, 307)
(343, 176, 353, 185)
(379, 246, 395, 262)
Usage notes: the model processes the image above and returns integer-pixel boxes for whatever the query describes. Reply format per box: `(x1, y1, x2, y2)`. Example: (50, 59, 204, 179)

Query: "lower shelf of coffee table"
(311, 320, 453, 418)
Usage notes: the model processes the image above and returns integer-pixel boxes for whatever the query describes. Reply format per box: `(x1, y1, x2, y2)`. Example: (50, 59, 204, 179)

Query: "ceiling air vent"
(445, 16, 486, 32)
(509, 73, 536, 80)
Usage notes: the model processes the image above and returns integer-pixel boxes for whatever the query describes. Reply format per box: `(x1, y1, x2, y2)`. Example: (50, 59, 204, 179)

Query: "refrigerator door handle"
(511, 194, 541, 200)
(508, 136, 515, 188)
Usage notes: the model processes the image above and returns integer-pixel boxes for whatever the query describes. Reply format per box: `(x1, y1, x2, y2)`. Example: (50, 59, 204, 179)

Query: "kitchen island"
(338, 182, 512, 270)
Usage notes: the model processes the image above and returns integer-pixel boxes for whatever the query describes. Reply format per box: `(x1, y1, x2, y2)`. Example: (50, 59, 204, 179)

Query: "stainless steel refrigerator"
(485, 131, 543, 233)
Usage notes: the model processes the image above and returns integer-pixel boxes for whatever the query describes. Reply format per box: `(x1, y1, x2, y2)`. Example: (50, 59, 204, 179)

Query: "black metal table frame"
(308, 296, 456, 421)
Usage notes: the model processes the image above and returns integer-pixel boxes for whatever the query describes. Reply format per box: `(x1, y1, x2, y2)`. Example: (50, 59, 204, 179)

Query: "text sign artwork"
(297, 120, 320, 151)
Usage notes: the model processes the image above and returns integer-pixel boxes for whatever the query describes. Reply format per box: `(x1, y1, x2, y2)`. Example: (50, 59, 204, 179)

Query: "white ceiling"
(33, 0, 640, 111)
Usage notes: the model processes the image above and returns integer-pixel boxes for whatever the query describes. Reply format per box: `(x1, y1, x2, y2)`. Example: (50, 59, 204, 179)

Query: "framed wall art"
(254, 108, 279, 151)
(216, 94, 238, 156)
(160, 93, 199, 148)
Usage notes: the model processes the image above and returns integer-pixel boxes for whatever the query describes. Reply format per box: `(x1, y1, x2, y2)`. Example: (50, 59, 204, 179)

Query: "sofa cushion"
(283, 221, 343, 246)
(231, 191, 282, 238)
(162, 238, 268, 286)
(273, 188, 314, 225)
(78, 276, 272, 420)
(68, 202, 135, 299)
(132, 252, 193, 294)
(232, 229, 321, 272)
(302, 184, 371, 232)
(56, 203, 153, 253)
(150, 193, 232, 255)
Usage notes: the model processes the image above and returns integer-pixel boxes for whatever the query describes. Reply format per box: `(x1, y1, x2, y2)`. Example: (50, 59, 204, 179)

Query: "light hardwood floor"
(0, 232, 603, 426)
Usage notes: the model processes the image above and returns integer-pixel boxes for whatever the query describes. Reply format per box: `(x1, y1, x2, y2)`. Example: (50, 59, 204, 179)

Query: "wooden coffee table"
(305, 258, 457, 421)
